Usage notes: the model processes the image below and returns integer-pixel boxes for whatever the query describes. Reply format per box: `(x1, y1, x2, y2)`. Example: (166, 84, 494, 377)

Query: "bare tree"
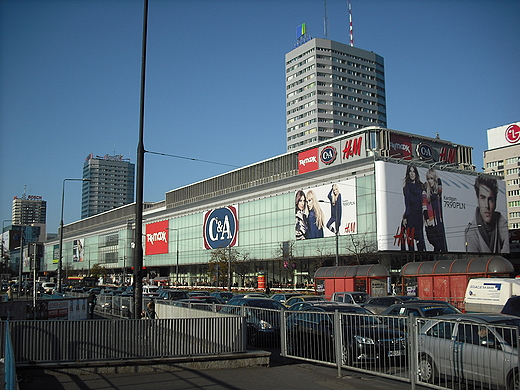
(344, 233, 379, 265)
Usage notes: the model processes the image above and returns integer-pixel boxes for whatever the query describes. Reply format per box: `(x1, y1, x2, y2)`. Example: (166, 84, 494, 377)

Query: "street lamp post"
(168, 228, 180, 285)
(58, 178, 90, 293)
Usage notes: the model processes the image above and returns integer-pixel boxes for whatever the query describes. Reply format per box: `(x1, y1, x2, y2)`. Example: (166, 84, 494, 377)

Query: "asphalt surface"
(18, 363, 420, 390)
(16, 347, 427, 390)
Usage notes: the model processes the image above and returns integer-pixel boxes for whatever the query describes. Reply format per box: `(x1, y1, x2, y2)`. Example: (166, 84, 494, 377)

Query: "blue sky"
(1, 0, 518, 233)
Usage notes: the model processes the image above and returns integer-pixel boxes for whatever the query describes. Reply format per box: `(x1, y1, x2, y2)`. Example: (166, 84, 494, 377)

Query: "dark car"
(381, 301, 460, 331)
(210, 291, 234, 303)
(158, 289, 190, 301)
(270, 293, 302, 304)
(286, 303, 407, 365)
(221, 297, 284, 346)
(417, 313, 520, 388)
(362, 296, 420, 314)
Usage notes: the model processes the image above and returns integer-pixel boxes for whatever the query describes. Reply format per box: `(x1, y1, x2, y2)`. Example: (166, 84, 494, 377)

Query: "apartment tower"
(286, 37, 386, 152)
(81, 153, 135, 219)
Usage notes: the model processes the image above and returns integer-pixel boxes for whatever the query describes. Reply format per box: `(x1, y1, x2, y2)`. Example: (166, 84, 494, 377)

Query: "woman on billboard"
(295, 190, 308, 240)
(326, 184, 342, 234)
(401, 165, 426, 251)
(422, 168, 448, 252)
(306, 190, 324, 238)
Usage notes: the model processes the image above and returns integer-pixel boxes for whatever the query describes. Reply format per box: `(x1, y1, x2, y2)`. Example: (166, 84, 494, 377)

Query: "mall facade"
(41, 127, 492, 288)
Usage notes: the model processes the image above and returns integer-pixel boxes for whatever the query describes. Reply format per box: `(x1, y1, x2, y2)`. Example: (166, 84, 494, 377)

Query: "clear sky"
(1, 0, 518, 233)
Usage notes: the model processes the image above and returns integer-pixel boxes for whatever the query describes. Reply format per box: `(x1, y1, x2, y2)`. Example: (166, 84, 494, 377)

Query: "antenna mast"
(324, 0, 329, 39)
(348, 0, 354, 47)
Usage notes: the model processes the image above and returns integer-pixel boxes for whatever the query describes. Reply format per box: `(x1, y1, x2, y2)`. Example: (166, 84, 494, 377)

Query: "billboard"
(375, 161, 509, 254)
(203, 206, 239, 249)
(295, 179, 357, 240)
(487, 121, 520, 150)
(298, 133, 366, 174)
(145, 220, 169, 255)
(72, 239, 84, 262)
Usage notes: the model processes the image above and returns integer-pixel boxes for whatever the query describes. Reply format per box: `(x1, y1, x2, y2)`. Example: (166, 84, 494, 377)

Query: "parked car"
(362, 296, 420, 314)
(381, 301, 460, 331)
(210, 291, 234, 303)
(417, 313, 520, 389)
(41, 282, 56, 294)
(158, 289, 190, 301)
(284, 295, 327, 307)
(222, 297, 284, 346)
(271, 293, 302, 304)
(331, 291, 370, 305)
(288, 301, 361, 312)
(187, 290, 210, 297)
(286, 303, 407, 365)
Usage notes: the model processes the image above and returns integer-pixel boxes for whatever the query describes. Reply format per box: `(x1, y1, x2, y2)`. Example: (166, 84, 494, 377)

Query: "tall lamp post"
(168, 228, 180, 285)
(58, 178, 90, 293)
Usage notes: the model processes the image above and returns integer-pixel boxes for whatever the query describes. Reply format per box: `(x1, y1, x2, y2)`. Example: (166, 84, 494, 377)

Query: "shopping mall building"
(42, 126, 499, 288)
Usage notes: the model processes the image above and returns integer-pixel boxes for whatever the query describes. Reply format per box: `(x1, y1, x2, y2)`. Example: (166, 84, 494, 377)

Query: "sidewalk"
(18, 362, 423, 390)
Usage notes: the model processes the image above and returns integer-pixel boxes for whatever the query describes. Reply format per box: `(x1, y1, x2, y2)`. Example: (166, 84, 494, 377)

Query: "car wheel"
(248, 329, 258, 347)
(418, 354, 437, 383)
(341, 344, 353, 366)
(508, 369, 519, 390)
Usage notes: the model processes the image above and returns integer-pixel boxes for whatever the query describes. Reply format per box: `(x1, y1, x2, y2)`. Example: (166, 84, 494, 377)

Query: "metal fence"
(0, 316, 246, 364)
(280, 309, 520, 390)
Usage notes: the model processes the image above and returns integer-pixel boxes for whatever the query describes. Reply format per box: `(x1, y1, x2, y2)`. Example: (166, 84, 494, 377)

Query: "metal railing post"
(334, 310, 342, 378)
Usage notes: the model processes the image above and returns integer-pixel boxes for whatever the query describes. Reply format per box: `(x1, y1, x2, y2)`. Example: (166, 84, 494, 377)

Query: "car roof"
(436, 313, 520, 324)
(303, 303, 371, 313)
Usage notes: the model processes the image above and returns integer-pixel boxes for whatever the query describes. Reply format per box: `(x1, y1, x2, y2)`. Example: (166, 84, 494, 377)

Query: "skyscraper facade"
(81, 154, 135, 219)
(286, 37, 386, 152)
(12, 195, 46, 225)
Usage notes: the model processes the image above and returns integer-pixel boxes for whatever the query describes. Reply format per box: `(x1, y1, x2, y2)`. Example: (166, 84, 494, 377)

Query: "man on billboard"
(466, 176, 509, 253)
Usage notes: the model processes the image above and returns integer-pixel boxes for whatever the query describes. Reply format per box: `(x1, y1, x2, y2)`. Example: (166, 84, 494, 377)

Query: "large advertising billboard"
(203, 206, 239, 249)
(375, 161, 509, 254)
(295, 179, 357, 240)
(145, 220, 169, 255)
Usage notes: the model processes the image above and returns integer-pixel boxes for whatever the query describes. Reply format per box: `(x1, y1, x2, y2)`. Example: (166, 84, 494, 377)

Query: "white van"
(464, 278, 520, 313)
(142, 285, 160, 297)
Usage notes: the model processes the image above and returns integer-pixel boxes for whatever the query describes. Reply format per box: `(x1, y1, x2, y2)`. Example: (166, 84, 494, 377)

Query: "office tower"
(483, 122, 520, 230)
(12, 195, 46, 225)
(81, 153, 135, 219)
(286, 37, 386, 152)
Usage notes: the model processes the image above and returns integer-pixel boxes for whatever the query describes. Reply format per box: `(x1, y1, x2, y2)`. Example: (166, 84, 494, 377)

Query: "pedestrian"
(87, 290, 97, 319)
(7, 286, 13, 301)
(141, 301, 157, 319)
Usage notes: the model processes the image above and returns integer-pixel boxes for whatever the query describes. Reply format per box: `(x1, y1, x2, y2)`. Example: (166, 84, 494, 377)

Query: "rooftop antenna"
(348, 0, 354, 47)
(323, 0, 329, 39)
(23, 184, 27, 200)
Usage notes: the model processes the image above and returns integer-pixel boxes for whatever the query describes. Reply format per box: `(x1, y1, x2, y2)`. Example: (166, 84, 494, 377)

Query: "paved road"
(19, 362, 423, 390)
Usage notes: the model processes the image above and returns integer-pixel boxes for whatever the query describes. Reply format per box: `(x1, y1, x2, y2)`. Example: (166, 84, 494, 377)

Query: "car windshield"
(248, 299, 284, 310)
(421, 306, 458, 317)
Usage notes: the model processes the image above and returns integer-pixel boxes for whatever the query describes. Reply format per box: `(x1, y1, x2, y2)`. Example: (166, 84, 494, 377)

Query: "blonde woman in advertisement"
(306, 190, 324, 238)
(422, 169, 447, 252)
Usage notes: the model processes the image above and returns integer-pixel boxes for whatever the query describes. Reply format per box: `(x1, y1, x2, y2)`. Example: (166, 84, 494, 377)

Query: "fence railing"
(0, 315, 246, 364)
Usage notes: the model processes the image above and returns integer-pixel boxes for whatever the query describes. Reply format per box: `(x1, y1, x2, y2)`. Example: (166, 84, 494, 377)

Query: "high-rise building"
(12, 195, 46, 225)
(483, 122, 520, 230)
(81, 153, 135, 219)
(286, 37, 386, 152)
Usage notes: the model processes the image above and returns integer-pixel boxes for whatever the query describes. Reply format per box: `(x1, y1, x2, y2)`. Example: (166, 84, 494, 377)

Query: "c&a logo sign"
(145, 220, 169, 255)
(203, 206, 239, 249)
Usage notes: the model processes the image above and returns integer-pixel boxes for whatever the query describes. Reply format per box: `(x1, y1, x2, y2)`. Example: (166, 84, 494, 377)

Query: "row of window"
(287, 73, 315, 90)
(507, 179, 520, 186)
(286, 64, 316, 82)
(287, 118, 316, 133)
(508, 200, 520, 207)
(287, 127, 317, 142)
(507, 168, 519, 175)
(287, 109, 316, 124)
(287, 90, 316, 107)
(286, 55, 315, 73)
(508, 189, 520, 197)
(287, 100, 315, 116)
(509, 211, 520, 219)
(287, 82, 316, 99)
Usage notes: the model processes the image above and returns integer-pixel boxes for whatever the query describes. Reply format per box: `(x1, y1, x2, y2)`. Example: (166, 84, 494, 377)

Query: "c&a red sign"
(145, 220, 169, 255)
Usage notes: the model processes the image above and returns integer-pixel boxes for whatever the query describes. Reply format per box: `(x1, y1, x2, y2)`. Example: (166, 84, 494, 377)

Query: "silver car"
(417, 313, 520, 390)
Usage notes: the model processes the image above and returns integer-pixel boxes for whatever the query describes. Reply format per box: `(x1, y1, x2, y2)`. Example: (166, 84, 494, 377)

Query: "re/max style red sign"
(145, 220, 169, 255)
